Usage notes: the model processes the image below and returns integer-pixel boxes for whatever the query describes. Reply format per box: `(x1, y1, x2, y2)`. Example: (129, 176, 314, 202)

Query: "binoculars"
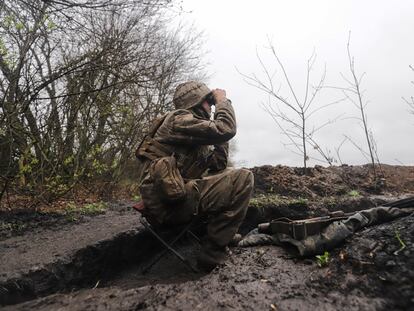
(205, 92, 216, 106)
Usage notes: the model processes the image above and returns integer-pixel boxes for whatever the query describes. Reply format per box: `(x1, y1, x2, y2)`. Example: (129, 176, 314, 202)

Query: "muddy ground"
(1, 165, 413, 310)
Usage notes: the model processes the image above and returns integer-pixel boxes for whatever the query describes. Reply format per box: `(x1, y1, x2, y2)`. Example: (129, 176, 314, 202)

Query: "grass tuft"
(347, 190, 360, 197)
(394, 230, 406, 255)
(249, 194, 308, 211)
(62, 201, 108, 221)
(316, 251, 330, 267)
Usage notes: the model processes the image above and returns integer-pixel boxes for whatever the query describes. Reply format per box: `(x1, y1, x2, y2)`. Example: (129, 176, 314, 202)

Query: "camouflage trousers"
(163, 168, 254, 247)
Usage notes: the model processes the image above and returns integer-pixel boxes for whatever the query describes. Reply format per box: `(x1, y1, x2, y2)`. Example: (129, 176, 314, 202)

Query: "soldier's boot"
(197, 240, 228, 272)
(229, 233, 242, 246)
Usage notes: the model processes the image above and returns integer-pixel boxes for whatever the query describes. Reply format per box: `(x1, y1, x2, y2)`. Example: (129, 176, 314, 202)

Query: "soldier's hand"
(212, 89, 226, 103)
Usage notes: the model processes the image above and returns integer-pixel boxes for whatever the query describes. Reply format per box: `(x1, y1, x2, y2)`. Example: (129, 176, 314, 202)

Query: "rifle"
(257, 211, 355, 240)
(257, 196, 414, 240)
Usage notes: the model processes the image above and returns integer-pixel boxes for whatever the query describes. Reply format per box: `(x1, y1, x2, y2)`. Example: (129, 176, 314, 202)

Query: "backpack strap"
(135, 113, 173, 160)
(137, 139, 172, 160)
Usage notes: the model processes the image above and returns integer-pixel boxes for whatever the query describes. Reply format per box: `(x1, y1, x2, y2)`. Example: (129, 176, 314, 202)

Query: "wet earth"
(1, 165, 414, 310)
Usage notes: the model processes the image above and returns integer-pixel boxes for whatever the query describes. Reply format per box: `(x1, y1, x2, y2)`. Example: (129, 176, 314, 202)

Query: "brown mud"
(1, 165, 414, 310)
(252, 164, 414, 197)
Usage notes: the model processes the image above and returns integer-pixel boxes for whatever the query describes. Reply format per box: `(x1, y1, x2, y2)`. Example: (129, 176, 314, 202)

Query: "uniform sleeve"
(161, 99, 236, 145)
(208, 142, 229, 172)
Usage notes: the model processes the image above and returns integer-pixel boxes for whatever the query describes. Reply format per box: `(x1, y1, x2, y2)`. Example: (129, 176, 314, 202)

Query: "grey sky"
(181, 0, 414, 167)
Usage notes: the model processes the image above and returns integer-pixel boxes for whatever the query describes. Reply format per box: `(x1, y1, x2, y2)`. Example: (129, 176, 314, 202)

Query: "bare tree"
(403, 65, 414, 115)
(0, 0, 206, 205)
(330, 33, 380, 178)
(240, 38, 344, 173)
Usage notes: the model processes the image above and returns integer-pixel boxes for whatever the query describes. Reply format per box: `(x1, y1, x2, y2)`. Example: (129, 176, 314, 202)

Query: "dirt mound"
(251, 164, 414, 198)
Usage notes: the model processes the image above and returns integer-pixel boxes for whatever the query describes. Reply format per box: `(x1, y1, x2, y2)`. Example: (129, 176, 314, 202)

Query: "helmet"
(173, 81, 211, 110)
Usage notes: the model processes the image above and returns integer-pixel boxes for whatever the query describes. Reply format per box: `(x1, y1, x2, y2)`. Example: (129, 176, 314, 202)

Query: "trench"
(0, 195, 388, 308)
(0, 227, 203, 307)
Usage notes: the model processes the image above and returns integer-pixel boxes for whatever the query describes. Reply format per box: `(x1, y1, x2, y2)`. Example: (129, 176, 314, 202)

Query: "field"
(1, 164, 413, 310)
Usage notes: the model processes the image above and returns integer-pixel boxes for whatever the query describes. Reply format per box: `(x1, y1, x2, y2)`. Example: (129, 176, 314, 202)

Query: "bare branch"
(241, 39, 345, 170)
(266, 36, 302, 108)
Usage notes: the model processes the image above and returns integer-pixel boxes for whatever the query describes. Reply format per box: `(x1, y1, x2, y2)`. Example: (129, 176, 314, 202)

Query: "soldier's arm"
(161, 98, 237, 145)
(207, 142, 229, 172)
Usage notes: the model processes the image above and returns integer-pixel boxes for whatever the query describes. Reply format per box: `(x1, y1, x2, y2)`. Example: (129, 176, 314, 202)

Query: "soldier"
(135, 81, 254, 271)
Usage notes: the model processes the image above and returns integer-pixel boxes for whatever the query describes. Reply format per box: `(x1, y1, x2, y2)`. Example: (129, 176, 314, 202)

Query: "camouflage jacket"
(136, 98, 237, 184)
(135, 98, 236, 224)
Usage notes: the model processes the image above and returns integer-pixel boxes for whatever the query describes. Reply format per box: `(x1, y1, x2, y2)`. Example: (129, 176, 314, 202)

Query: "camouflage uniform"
(136, 81, 254, 267)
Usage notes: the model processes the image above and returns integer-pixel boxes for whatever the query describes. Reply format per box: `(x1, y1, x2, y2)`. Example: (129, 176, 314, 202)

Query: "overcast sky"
(181, 0, 414, 168)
